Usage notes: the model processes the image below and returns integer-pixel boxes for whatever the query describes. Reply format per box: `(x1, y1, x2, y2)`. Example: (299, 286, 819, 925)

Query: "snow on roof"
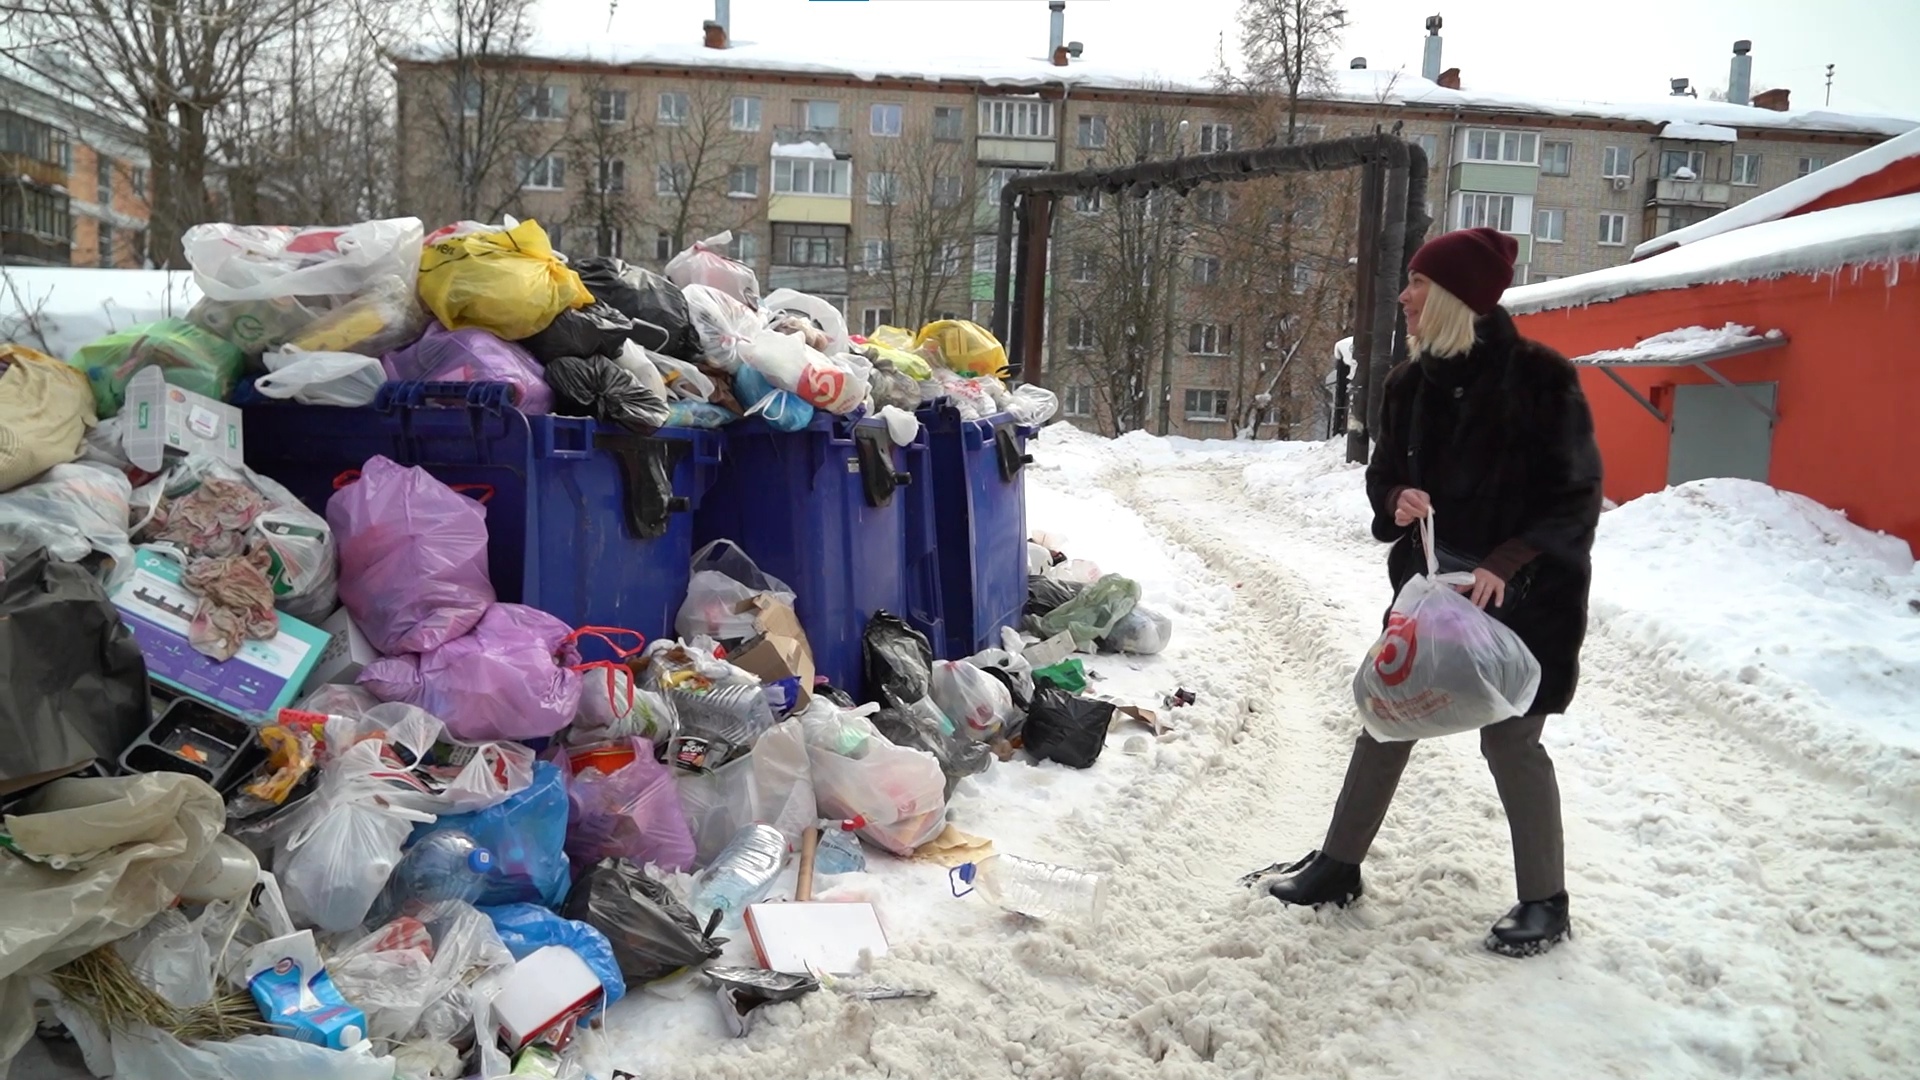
(770, 140, 838, 160)
(1504, 191, 1920, 315)
(1660, 121, 1739, 143)
(1570, 323, 1785, 366)
(0, 268, 200, 362)
(1632, 126, 1920, 259)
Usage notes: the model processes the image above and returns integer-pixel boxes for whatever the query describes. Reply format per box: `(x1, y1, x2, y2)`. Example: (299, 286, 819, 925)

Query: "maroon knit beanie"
(1408, 227, 1519, 316)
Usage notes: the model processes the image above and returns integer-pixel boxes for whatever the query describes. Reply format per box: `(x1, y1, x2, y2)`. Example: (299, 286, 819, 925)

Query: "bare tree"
(861, 122, 977, 327)
(1218, 0, 1347, 145)
(559, 74, 651, 258)
(639, 80, 757, 260)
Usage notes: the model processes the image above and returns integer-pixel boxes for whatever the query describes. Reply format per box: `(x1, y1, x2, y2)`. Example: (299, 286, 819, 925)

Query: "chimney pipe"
(1422, 15, 1444, 82)
(1728, 40, 1752, 107)
(1751, 87, 1790, 111)
(1437, 67, 1461, 90)
(702, 19, 727, 49)
(1670, 77, 1692, 97)
(716, 0, 729, 36)
(1049, 1, 1065, 57)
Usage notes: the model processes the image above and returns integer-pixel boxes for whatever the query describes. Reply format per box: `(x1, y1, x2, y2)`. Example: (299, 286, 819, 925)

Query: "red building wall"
(1513, 262, 1920, 548)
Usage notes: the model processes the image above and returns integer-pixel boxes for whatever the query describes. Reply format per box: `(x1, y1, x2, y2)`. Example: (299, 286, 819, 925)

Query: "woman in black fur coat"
(1258, 227, 1604, 958)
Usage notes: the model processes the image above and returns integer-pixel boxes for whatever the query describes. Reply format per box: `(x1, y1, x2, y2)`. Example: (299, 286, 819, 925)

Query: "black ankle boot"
(1261, 850, 1363, 908)
(1486, 892, 1571, 957)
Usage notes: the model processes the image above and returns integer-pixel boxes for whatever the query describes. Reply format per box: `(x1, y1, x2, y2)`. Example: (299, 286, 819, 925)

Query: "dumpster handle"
(594, 430, 691, 539)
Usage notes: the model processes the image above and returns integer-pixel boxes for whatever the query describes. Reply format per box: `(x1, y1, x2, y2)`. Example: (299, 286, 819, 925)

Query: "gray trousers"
(1322, 714, 1565, 901)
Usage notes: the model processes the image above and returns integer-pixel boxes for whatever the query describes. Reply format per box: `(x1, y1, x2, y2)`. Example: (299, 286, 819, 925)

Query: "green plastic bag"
(1034, 574, 1142, 651)
(67, 318, 247, 417)
(1032, 658, 1088, 694)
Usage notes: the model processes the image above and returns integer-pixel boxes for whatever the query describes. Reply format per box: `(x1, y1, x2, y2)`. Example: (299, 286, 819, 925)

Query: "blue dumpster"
(692, 412, 941, 696)
(243, 381, 721, 651)
(918, 402, 1035, 660)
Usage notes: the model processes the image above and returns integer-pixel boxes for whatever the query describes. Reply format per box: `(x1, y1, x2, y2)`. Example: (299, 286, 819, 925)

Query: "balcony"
(766, 264, 850, 295)
(1648, 177, 1732, 206)
(1447, 161, 1538, 196)
(976, 136, 1057, 168)
(772, 126, 852, 157)
(0, 152, 66, 190)
(0, 228, 72, 266)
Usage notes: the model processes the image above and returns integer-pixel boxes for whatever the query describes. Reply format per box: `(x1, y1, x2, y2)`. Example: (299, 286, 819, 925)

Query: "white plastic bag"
(256, 346, 386, 406)
(110, 1027, 397, 1080)
(1352, 514, 1541, 742)
(684, 284, 761, 372)
(613, 341, 674, 404)
(807, 734, 946, 856)
(674, 718, 815, 863)
(745, 329, 809, 392)
(1102, 605, 1172, 655)
(665, 231, 760, 306)
(183, 218, 425, 304)
(674, 540, 797, 641)
(799, 352, 872, 415)
(0, 462, 134, 579)
(1007, 384, 1060, 426)
(761, 288, 850, 357)
(649, 351, 717, 401)
(930, 660, 1017, 740)
(275, 787, 434, 932)
(878, 405, 920, 447)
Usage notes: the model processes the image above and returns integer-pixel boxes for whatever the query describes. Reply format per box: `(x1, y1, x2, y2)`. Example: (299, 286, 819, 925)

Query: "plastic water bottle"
(690, 823, 789, 924)
(365, 831, 494, 928)
(814, 820, 867, 875)
(950, 854, 1107, 927)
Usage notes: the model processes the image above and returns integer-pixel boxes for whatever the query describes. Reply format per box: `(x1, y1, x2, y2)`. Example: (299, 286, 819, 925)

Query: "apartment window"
(775, 223, 846, 266)
(1733, 153, 1761, 186)
(979, 99, 1053, 138)
(97, 223, 114, 266)
(861, 307, 894, 336)
(1602, 146, 1632, 179)
(596, 157, 626, 193)
(96, 156, 111, 200)
(1458, 192, 1516, 231)
(861, 238, 894, 271)
(1413, 133, 1439, 166)
(933, 106, 964, 142)
(732, 232, 759, 264)
(519, 154, 564, 190)
(1540, 140, 1571, 176)
(1184, 388, 1230, 422)
(731, 95, 762, 132)
(1598, 212, 1627, 246)
(865, 171, 900, 205)
(932, 174, 963, 208)
(973, 235, 997, 271)
(1066, 316, 1096, 350)
(1797, 156, 1826, 177)
(1535, 207, 1566, 243)
(1190, 255, 1222, 285)
(801, 100, 840, 130)
(727, 164, 759, 197)
(455, 78, 482, 116)
(935, 240, 963, 275)
(521, 84, 566, 120)
(658, 92, 689, 126)
(1199, 123, 1233, 153)
(1063, 385, 1094, 418)
(656, 162, 687, 196)
(655, 231, 671, 261)
(1660, 149, 1706, 179)
(1077, 114, 1107, 149)
(51, 133, 71, 170)
(1187, 323, 1233, 355)
(773, 157, 851, 196)
(1070, 249, 1097, 283)
(130, 166, 147, 198)
(870, 104, 903, 137)
(1463, 129, 1538, 164)
(981, 166, 1039, 205)
(596, 227, 624, 259)
(132, 229, 146, 265)
(1193, 189, 1228, 223)
(1290, 264, 1315, 294)
(1073, 189, 1102, 214)
(597, 90, 629, 124)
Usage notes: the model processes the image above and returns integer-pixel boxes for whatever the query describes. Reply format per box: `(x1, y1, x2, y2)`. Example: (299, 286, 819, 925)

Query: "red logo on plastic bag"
(1373, 613, 1419, 687)
(798, 363, 847, 408)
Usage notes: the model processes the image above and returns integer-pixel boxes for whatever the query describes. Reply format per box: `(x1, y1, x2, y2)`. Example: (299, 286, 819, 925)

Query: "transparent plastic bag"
(674, 540, 796, 642)
(761, 289, 850, 357)
(648, 351, 717, 401)
(1035, 573, 1141, 650)
(806, 723, 947, 856)
(183, 217, 425, 304)
(255, 347, 386, 407)
(283, 274, 430, 358)
(67, 318, 246, 418)
(683, 284, 761, 372)
(672, 717, 815, 864)
(929, 660, 1016, 741)
(0, 462, 133, 578)
(1007, 384, 1060, 426)
(1100, 604, 1172, 656)
(136, 456, 338, 621)
(665, 231, 760, 307)
(573, 661, 678, 746)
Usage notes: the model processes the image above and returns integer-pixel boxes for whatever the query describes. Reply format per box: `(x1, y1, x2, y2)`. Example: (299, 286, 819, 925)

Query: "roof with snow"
(1632, 126, 1920, 260)
(1503, 192, 1920, 315)
(1569, 323, 1786, 367)
(1659, 122, 1739, 143)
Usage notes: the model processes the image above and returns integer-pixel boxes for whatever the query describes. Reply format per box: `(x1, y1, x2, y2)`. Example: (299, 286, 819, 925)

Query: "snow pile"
(1593, 479, 1920, 793)
(769, 140, 837, 160)
(1633, 126, 1920, 259)
(1504, 192, 1920, 314)
(1659, 121, 1739, 143)
(1571, 323, 1785, 366)
(0, 267, 200, 361)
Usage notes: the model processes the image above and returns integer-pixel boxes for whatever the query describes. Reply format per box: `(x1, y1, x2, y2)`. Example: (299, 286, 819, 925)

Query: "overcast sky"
(581, 0, 1919, 119)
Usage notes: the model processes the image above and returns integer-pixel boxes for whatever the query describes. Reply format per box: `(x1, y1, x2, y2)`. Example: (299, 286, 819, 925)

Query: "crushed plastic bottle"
(365, 830, 493, 928)
(950, 853, 1107, 927)
(814, 819, 867, 876)
(691, 823, 789, 925)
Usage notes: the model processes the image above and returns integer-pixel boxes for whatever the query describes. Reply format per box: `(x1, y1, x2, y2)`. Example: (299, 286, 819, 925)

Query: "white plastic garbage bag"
(675, 540, 797, 642)
(183, 218, 425, 304)
(684, 284, 761, 372)
(1007, 384, 1060, 426)
(109, 1027, 397, 1080)
(256, 346, 386, 407)
(0, 462, 134, 580)
(1102, 605, 1172, 656)
(761, 288, 851, 357)
(930, 660, 1018, 740)
(665, 231, 760, 306)
(1352, 514, 1541, 742)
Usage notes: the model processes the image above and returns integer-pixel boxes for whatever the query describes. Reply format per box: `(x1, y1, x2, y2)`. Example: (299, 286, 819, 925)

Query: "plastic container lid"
(469, 849, 495, 874)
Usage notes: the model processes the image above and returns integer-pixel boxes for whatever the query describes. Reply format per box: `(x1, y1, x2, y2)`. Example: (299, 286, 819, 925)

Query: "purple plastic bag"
(360, 603, 584, 742)
(561, 740, 698, 874)
(382, 324, 553, 414)
(328, 456, 496, 655)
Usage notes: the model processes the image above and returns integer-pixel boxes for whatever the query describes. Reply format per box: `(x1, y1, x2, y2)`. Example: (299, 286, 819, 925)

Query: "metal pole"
(1008, 195, 1033, 375)
(1394, 139, 1433, 373)
(991, 192, 1017, 347)
(1346, 160, 1382, 464)
(1016, 192, 1054, 384)
(1366, 161, 1409, 442)
(1157, 194, 1184, 436)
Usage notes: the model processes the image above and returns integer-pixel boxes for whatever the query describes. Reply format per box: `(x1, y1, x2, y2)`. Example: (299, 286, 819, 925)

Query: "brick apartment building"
(394, 9, 1910, 439)
(0, 53, 154, 269)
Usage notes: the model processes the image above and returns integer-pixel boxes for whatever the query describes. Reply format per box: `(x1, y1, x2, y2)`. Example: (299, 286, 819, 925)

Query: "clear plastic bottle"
(950, 854, 1107, 927)
(690, 823, 789, 924)
(814, 819, 867, 876)
(365, 831, 493, 928)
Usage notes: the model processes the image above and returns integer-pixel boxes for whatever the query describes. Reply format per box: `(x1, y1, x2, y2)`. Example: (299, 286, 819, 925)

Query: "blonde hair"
(1409, 281, 1479, 360)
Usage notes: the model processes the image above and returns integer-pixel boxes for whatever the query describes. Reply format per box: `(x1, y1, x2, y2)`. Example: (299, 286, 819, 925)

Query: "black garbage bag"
(573, 257, 701, 361)
(863, 611, 934, 710)
(1024, 575, 1084, 619)
(1, 547, 151, 789)
(1022, 688, 1116, 770)
(563, 858, 725, 984)
(517, 300, 635, 363)
(872, 705, 993, 800)
(545, 353, 672, 433)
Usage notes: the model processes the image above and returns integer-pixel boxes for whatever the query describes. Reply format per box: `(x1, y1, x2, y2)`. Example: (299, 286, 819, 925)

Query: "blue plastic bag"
(412, 760, 571, 908)
(665, 400, 738, 429)
(733, 364, 814, 432)
(482, 903, 628, 1011)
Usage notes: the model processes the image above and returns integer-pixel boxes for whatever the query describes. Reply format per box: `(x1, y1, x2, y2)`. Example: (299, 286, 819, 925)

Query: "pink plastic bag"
(560, 739, 698, 874)
(382, 325, 553, 414)
(328, 456, 496, 655)
(359, 603, 585, 741)
(664, 231, 760, 307)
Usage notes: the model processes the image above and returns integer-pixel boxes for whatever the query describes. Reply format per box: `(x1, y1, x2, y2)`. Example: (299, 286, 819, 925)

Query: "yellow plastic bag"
(0, 345, 95, 492)
(417, 219, 593, 340)
(862, 341, 933, 381)
(912, 319, 1008, 378)
(868, 325, 917, 351)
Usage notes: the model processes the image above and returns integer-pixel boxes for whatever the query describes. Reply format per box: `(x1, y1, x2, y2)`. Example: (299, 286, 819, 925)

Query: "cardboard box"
(300, 606, 379, 696)
(111, 551, 330, 717)
(726, 595, 816, 709)
(121, 366, 244, 473)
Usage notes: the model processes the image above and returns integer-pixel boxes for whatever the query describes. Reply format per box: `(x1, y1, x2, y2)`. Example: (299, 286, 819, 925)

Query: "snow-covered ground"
(588, 426, 1920, 1079)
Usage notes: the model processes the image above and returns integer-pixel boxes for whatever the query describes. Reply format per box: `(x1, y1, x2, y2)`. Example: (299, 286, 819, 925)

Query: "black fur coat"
(1364, 306, 1604, 717)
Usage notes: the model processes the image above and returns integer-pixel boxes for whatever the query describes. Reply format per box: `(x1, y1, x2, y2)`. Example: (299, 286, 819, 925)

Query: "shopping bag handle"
(571, 659, 637, 716)
(1419, 511, 1475, 588)
(564, 626, 647, 658)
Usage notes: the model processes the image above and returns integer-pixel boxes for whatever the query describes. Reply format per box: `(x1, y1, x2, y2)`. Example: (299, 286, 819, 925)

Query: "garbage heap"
(0, 215, 1173, 1079)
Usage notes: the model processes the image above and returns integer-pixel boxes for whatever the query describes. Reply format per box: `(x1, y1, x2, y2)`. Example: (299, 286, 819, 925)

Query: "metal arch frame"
(988, 133, 1432, 464)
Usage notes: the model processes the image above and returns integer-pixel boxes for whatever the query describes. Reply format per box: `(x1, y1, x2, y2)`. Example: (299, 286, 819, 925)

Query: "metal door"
(1667, 382, 1777, 486)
